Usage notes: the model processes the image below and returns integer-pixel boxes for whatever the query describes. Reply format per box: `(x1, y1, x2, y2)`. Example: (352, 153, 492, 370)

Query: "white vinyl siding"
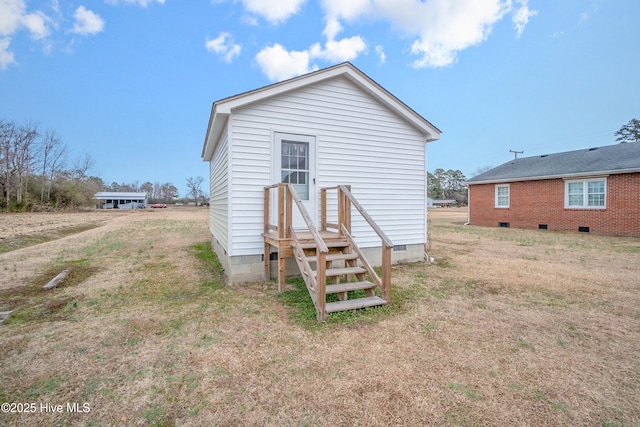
(565, 178, 606, 209)
(228, 76, 427, 254)
(495, 184, 510, 208)
(227, 114, 273, 256)
(209, 129, 229, 251)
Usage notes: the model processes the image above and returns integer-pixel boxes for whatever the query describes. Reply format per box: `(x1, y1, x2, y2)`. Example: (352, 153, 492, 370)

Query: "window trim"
(564, 177, 607, 209)
(495, 184, 510, 208)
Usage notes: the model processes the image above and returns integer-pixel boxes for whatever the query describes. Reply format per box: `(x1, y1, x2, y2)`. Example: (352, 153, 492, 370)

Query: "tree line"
(1, 119, 206, 211)
(105, 178, 206, 205)
(0, 119, 102, 211)
(105, 181, 179, 204)
(428, 168, 468, 205)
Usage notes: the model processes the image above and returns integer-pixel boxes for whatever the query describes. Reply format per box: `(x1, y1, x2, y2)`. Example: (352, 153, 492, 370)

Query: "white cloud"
(512, 0, 538, 37)
(323, 18, 343, 40)
(383, 0, 511, 68)
(242, 0, 307, 24)
(375, 44, 385, 64)
(255, 15, 367, 82)
(0, 0, 54, 67)
(578, 11, 589, 24)
(320, 0, 371, 21)
(255, 44, 317, 81)
(105, 0, 166, 6)
(0, 0, 51, 39)
(22, 11, 50, 40)
(319, 0, 534, 68)
(72, 6, 105, 36)
(309, 35, 366, 62)
(247, 0, 537, 80)
(0, 37, 16, 69)
(205, 32, 242, 62)
(0, 0, 25, 36)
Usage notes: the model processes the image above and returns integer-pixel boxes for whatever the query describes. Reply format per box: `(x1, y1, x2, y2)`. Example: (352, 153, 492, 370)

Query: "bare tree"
(73, 152, 95, 179)
(186, 176, 204, 206)
(11, 121, 39, 205)
(39, 130, 67, 203)
(0, 119, 16, 205)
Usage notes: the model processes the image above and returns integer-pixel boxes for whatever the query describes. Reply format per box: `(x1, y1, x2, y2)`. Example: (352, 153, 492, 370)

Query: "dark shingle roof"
(467, 143, 640, 184)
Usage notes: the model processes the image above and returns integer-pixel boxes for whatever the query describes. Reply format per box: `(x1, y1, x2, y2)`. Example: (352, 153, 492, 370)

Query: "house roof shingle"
(467, 143, 640, 184)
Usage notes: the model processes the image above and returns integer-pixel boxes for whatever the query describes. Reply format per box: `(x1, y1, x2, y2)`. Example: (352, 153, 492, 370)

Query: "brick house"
(466, 143, 640, 236)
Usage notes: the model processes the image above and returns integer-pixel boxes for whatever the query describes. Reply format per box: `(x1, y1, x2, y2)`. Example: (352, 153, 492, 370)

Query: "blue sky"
(1, 0, 638, 197)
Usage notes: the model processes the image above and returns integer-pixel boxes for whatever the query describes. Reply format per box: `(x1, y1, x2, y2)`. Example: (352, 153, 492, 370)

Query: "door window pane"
(281, 140, 309, 200)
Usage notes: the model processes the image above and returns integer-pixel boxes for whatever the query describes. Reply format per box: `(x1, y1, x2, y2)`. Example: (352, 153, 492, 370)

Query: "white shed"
(94, 192, 147, 209)
(201, 62, 440, 319)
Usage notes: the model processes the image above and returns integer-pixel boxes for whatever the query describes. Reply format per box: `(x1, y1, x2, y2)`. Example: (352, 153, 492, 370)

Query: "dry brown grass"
(0, 206, 638, 426)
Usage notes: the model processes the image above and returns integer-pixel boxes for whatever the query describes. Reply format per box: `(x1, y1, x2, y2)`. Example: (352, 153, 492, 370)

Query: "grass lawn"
(0, 207, 638, 426)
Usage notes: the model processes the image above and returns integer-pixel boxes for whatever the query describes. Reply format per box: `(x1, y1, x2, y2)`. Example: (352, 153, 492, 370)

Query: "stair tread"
(298, 240, 348, 249)
(306, 252, 359, 263)
(325, 281, 376, 294)
(326, 296, 387, 313)
(314, 266, 366, 277)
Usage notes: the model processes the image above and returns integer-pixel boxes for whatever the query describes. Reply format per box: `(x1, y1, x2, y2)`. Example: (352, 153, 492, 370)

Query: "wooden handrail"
(321, 185, 340, 191)
(266, 182, 392, 316)
(337, 185, 393, 248)
(285, 184, 328, 320)
(341, 224, 382, 289)
(286, 184, 328, 254)
(291, 226, 318, 297)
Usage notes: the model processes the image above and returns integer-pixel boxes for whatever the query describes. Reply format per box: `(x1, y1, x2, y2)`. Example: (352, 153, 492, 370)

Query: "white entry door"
(274, 132, 316, 230)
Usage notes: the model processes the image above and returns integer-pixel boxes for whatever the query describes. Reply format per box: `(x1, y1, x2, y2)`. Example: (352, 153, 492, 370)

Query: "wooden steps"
(314, 266, 366, 278)
(263, 183, 393, 321)
(326, 281, 376, 294)
(305, 252, 358, 263)
(298, 239, 349, 250)
(326, 296, 387, 313)
(291, 231, 387, 320)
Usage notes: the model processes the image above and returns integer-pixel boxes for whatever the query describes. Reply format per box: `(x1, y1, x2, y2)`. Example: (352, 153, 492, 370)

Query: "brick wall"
(468, 172, 640, 236)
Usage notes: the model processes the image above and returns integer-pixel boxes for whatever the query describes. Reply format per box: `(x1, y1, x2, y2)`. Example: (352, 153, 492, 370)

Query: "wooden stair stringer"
(291, 230, 387, 318)
(291, 231, 318, 309)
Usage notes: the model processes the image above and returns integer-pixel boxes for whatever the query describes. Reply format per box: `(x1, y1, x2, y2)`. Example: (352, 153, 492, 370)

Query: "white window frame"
(495, 184, 510, 208)
(564, 177, 607, 209)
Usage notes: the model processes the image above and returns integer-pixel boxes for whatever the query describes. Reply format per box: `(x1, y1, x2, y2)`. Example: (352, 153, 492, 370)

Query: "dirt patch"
(0, 211, 128, 254)
(0, 206, 638, 426)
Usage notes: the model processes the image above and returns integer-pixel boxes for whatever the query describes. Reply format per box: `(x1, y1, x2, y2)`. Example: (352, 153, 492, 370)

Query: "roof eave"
(202, 104, 229, 162)
(466, 167, 640, 185)
(202, 62, 441, 159)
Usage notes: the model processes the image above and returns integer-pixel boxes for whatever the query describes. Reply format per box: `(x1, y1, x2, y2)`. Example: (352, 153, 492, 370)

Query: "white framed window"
(564, 178, 606, 209)
(280, 139, 310, 200)
(495, 184, 510, 208)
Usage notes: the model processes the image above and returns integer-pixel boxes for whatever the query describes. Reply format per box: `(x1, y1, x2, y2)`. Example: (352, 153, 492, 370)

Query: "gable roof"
(467, 143, 640, 185)
(202, 62, 441, 161)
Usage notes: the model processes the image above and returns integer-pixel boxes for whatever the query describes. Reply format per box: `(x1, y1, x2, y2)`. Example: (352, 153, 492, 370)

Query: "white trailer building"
(94, 192, 147, 209)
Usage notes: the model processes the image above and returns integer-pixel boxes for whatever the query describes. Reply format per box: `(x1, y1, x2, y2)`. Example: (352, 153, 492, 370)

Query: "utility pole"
(510, 149, 523, 159)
